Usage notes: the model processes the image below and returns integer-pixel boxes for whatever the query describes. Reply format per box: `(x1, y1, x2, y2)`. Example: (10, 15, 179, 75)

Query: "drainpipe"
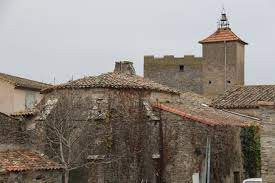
(224, 41, 227, 91)
(158, 108, 164, 183)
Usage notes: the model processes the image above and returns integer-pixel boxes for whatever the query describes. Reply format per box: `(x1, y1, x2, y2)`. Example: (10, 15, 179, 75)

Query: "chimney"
(114, 61, 136, 75)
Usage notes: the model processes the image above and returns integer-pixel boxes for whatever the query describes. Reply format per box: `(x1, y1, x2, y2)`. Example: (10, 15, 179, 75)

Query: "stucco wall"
(0, 80, 44, 114)
(0, 81, 14, 114)
(13, 88, 43, 113)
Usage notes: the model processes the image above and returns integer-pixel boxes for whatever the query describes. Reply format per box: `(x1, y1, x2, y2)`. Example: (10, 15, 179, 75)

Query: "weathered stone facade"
(0, 108, 63, 183)
(258, 102, 275, 183)
(0, 170, 62, 183)
(26, 61, 258, 183)
(0, 112, 27, 149)
(202, 41, 245, 96)
(32, 88, 167, 183)
(159, 110, 244, 183)
(144, 55, 203, 94)
(144, 18, 247, 97)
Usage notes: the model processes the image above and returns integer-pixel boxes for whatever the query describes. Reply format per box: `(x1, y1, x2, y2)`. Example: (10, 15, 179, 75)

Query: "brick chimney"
(114, 61, 136, 75)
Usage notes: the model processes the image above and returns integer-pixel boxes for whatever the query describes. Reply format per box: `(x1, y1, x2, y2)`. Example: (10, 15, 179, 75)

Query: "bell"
(221, 13, 228, 21)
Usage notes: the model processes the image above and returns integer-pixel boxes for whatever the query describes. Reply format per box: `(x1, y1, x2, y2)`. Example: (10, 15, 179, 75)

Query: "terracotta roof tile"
(10, 110, 36, 117)
(0, 150, 62, 172)
(153, 92, 257, 127)
(0, 73, 51, 91)
(42, 72, 180, 94)
(211, 85, 275, 109)
(199, 28, 247, 44)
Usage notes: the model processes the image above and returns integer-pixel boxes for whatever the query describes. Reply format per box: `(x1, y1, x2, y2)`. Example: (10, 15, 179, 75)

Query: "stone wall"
(32, 88, 161, 183)
(144, 55, 203, 94)
(159, 110, 244, 183)
(0, 170, 62, 183)
(258, 103, 275, 183)
(0, 112, 28, 149)
(202, 41, 245, 97)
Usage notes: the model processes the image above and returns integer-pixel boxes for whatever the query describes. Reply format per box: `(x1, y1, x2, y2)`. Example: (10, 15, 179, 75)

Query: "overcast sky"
(0, 0, 274, 85)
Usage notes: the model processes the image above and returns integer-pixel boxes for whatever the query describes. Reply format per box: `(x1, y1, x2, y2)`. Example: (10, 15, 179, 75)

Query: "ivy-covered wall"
(33, 88, 161, 183)
(241, 125, 261, 178)
(159, 110, 244, 183)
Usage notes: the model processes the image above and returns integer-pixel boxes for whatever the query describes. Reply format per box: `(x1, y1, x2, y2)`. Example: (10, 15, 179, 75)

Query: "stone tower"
(199, 12, 247, 97)
(144, 11, 247, 97)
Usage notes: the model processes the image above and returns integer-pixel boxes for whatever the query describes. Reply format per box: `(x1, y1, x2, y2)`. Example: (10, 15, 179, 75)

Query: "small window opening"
(179, 65, 184, 72)
(208, 81, 212, 84)
(233, 171, 240, 183)
(35, 174, 45, 180)
(227, 80, 231, 84)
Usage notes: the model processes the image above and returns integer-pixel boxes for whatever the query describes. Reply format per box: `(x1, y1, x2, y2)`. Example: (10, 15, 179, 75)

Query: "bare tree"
(38, 89, 111, 183)
(34, 89, 156, 183)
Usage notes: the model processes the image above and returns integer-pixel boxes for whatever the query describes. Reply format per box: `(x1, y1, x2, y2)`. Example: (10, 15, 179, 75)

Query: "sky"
(0, 0, 274, 85)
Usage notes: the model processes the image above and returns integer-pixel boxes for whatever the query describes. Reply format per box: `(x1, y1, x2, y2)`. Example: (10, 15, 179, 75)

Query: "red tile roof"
(0, 73, 51, 91)
(10, 110, 36, 117)
(152, 92, 257, 127)
(153, 103, 218, 126)
(211, 85, 275, 109)
(0, 150, 62, 172)
(42, 72, 180, 94)
(199, 28, 247, 44)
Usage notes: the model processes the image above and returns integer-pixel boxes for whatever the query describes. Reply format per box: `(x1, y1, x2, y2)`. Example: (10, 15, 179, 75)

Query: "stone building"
(0, 72, 51, 115)
(28, 61, 257, 183)
(0, 111, 63, 183)
(152, 92, 257, 183)
(0, 150, 63, 183)
(144, 12, 247, 97)
(211, 85, 275, 183)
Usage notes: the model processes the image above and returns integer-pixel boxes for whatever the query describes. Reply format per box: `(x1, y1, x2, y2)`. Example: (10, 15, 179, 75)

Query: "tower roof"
(199, 11, 247, 45)
(199, 28, 247, 44)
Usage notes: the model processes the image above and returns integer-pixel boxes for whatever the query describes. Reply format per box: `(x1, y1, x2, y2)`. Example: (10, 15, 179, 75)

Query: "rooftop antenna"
(219, 5, 230, 29)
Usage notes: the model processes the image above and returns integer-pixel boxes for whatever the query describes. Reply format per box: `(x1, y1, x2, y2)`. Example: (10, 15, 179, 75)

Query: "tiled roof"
(211, 85, 275, 109)
(10, 110, 36, 117)
(199, 28, 247, 44)
(42, 72, 180, 94)
(0, 150, 62, 172)
(0, 112, 17, 122)
(0, 73, 51, 91)
(153, 92, 257, 127)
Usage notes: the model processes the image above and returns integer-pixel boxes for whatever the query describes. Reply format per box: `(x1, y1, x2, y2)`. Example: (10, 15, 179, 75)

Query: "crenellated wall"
(144, 55, 203, 94)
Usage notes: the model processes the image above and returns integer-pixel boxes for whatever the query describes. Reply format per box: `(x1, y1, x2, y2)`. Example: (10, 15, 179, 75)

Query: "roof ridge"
(41, 72, 180, 94)
(0, 72, 51, 90)
(0, 72, 50, 86)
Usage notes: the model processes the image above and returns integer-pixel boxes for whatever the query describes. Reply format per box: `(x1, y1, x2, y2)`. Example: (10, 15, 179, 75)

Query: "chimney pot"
(114, 61, 136, 75)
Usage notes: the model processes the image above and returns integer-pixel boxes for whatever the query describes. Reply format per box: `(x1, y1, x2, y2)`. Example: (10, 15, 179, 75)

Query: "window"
(234, 172, 240, 183)
(25, 92, 36, 109)
(179, 65, 184, 72)
(227, 80, 231, 84)
(208, 81, 212, 84)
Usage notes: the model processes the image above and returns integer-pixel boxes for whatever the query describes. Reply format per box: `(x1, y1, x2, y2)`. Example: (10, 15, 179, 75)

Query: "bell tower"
(199, 10, 248, 97)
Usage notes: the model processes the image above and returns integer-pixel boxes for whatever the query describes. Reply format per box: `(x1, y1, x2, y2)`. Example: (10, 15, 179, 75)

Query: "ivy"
(241, 125, 261, 178)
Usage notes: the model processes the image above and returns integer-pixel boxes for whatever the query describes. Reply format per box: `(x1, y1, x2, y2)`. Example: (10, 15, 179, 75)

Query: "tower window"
(227, 80, 231, 83)
(179, 65, 184, 72)
(209, 81, 212, 84)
